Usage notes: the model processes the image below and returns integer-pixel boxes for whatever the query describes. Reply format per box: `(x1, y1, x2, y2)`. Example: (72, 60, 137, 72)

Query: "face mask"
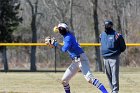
(59, 30, 67, 35)
(59, 27, 67, 35)
(105, 24, 113, 31)
(105, 27, 112, 30)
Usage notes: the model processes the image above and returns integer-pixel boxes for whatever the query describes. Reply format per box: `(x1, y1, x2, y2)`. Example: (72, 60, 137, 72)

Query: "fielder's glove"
(45, 36, 58, 48)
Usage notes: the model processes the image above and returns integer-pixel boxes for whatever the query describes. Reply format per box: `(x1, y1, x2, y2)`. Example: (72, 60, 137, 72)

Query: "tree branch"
(26, 0, 34, 15)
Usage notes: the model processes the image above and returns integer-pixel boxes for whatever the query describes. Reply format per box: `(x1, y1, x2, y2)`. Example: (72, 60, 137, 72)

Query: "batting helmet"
(57, 23, 69, 35)
(58, 23, 68, 30)
(104, 20, 113, 26)
(53, 23, 68, 33)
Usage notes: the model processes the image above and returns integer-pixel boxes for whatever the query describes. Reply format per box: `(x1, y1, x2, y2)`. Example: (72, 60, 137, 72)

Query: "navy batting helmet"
(104, 20, 113, 26)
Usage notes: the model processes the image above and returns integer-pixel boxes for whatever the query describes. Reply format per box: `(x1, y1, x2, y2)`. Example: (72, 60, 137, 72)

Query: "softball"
(53, 26, 59, 33)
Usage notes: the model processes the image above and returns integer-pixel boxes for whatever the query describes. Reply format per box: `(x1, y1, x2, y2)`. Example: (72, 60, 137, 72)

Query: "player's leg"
(79, 53, 108, 93)
(110, 56, 120, 93)
(104, 58, 113, 90)
(61, 62, 79, 93)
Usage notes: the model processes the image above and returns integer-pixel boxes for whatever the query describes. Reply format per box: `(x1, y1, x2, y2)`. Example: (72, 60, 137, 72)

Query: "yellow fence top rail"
(0, 43, 140, 46)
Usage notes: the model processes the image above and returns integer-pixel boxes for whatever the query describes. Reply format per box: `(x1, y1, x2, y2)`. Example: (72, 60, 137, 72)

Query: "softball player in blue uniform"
(45, 23, 108, 93)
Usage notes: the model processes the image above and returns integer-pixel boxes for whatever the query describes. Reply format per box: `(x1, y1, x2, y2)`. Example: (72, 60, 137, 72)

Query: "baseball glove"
(45, 36, 57, 48)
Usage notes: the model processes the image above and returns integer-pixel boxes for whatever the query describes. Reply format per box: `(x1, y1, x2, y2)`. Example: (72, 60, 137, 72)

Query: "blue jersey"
(61, 32, 84, 58)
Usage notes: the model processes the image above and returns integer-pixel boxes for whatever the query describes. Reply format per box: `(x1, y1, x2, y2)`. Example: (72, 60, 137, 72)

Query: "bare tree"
(26, 0, 39, 71)
(69, 0, 74, 30)
(89, 0, 102, 71)
(113, 0, 123, 33)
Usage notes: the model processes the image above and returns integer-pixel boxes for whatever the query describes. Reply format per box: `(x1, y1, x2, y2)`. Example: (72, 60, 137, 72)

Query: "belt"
(72, 56, 80, 62)
(72, 56, 80, 60)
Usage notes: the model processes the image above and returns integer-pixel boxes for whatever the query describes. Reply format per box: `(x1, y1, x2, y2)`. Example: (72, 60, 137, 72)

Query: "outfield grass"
(0, 67, 140, 93)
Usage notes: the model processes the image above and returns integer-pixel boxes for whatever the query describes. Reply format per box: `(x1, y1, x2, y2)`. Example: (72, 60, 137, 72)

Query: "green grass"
(0, 67, 140, 93)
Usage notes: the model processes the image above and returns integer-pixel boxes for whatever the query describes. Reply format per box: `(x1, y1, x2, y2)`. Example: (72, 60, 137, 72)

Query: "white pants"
(61, 53, 94, 85)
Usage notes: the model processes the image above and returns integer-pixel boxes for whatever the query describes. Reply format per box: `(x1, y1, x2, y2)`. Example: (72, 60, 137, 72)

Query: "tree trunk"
(30, 15, 37, 72)
(114, 0, 122, 33)
(27, 0, 38, 71)
(30, 46, 37, 71)
(69, 0, 74, 30)
(2, 46, 8, 72)
(92, 0, 102, 72)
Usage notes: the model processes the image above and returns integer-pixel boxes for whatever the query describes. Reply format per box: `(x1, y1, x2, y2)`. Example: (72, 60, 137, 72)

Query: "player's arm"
(53, 42, 62, 50)
(61, 36, 71, 52)
(54, 37, 71, 52)
(118, 35, 126, 52)
(116, 33, 126, 52)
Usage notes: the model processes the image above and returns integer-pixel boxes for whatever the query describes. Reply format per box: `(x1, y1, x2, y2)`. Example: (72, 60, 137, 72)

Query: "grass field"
(0, 67, 140, 93)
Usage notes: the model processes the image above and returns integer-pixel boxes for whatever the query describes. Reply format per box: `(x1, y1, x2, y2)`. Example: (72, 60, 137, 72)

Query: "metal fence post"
(54, 47, 57, 73)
